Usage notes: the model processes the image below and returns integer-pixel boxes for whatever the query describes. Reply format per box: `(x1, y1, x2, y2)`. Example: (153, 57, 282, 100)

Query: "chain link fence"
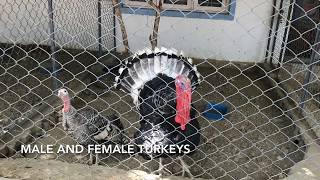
(0, 0, 319, 179)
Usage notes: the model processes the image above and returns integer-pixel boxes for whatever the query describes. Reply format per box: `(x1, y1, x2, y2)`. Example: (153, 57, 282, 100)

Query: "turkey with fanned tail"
(114, 47, 201, 177)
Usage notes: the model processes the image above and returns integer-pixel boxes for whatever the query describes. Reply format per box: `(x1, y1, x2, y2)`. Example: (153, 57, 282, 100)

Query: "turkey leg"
(179, 157, 193, 178)
(89, 152, 100, 165)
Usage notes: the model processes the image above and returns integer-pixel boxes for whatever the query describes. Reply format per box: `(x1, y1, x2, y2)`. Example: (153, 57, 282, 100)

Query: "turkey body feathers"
(62, 107, 124, 146)
(134, 110, 200, 160)
(138, 74, 177, 117)
(135, 75, 200, 159)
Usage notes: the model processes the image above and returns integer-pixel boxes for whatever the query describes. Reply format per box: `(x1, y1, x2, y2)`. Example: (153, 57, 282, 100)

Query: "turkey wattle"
(114, 47, 201, 177)
(58, 88, 125, 165)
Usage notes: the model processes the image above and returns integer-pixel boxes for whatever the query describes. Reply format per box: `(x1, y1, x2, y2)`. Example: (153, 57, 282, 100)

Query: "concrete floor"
(0, 47, 311, 179)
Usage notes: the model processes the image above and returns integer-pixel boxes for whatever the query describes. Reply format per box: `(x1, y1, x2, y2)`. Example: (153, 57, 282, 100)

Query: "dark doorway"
(284, 0, 319, 62)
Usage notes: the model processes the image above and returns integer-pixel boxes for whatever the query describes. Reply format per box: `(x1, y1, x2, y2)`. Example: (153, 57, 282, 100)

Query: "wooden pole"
(111, 0, 129, 54)
(148, 0, 162, 50)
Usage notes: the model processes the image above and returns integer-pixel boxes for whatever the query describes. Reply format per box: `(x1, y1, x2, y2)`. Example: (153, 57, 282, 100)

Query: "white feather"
(193, 66, 198, 73)
(131, 84, 142, 105)
(181, 64, 189, 76)
(180, 50, 184, 56)
(119, 67, 124, 74)
(154, 56, 161, 74)
(160, 54, 168, 74)
(128, 68, 142, 87)
(140, 59, 150, 82)
(160, 47, 167, 52)
(196, 72, 201, 80)
(169, 59, 178, 77)
(154, 47, 160, 53)
(121, 79, 132, 92)
(93, 129, 109, 140)
(132, 53, 137, 59)
(193, 66, 201, 80)
(163, 49, 171, 76)
(137, 49, 144, 55)
(147, 58, 154, 77)
(133, 62, 145, 82)
(167, 49, 173, 56)
(178, 63, 185, 75)
(115, 76, 119, 82)
(143, 48, 154, 77)
(154, 48, 161, 74)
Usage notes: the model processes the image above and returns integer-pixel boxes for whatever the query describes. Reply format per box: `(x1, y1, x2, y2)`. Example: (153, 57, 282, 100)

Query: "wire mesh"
(0, 0, 319, 179)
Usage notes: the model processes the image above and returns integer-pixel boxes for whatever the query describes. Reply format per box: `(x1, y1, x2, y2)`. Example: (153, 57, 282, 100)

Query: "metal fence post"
(98, 0, 103, 57)
(48, 0, 58, 91)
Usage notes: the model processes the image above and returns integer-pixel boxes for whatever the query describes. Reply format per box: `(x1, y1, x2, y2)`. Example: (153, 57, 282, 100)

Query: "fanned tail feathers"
(114, 47, 201, 105)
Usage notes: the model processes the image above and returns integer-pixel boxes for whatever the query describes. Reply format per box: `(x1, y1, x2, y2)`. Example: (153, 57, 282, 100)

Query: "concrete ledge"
(0, 158, 204, 180)
(286, 143, 320, 180)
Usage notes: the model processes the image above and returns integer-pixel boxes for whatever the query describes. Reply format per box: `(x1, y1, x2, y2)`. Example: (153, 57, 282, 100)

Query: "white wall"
(0, 0, 48, 45)
(0, 0, 114, 51)
(116, 0, 274, 62)
(0, 0, 274, 62)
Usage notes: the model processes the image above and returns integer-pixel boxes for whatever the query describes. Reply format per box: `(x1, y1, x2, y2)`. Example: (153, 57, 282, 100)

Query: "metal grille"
(0, 0, 319, 179)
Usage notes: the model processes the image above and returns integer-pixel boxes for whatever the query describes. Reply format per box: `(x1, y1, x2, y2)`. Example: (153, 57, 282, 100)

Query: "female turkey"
(114, 47, 201, 177)
(58, 88, 125, 165)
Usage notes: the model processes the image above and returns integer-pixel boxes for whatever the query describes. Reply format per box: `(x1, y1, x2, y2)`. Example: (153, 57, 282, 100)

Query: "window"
(125, 0, 152, 8)
(162, 0, 192, 10)
(125, 0, 193, 10)
(122, 0, 236, 20)
(196, 0, 230, 13)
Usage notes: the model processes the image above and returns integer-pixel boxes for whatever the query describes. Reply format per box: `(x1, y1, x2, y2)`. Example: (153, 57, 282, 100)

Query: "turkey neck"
(62, 96, 71, 113)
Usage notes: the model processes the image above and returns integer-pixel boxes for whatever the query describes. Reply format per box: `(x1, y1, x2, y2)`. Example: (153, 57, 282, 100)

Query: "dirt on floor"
(0, 46, 307, 180)
(0, 158, 204, 180)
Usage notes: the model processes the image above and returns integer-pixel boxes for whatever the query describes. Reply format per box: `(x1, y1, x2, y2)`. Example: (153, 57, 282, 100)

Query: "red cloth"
(175, 75, 192, 131)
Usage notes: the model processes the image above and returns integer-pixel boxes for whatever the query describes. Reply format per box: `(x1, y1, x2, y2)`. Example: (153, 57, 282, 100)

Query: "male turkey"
(58, 88, 125, 165)
(114, 47, 201, 177)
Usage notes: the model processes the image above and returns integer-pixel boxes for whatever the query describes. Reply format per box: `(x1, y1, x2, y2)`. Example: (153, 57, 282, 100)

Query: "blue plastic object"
(202, 102, 229, 121)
